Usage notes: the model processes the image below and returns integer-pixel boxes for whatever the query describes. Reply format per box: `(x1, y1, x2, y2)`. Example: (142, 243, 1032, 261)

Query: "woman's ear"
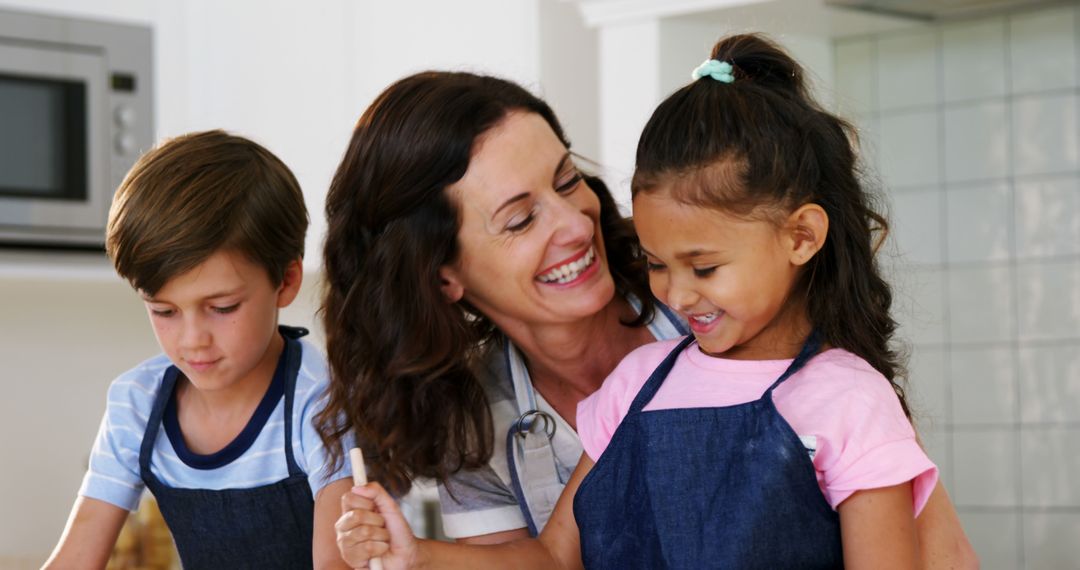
(276, 258, 304, 308)
(785, 204, 829, 266)
(438, 265, 465, 303)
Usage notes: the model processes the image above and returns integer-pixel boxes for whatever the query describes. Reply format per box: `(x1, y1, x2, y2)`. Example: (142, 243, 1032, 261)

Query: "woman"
(316, 71, 976, 566)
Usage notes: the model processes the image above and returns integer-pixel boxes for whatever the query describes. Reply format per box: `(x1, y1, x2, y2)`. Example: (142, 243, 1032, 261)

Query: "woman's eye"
(555, 171, 583, 194)
(506, 213, 535, 233)
(693, 266, 718, 277)
(213, 304, 240, 314)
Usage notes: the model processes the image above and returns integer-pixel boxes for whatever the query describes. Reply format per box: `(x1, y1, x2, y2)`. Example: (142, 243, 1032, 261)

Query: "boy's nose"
(180, 319, 212, 349)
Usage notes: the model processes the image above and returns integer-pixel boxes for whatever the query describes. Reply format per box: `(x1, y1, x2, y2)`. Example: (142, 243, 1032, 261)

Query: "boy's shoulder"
(107, 353, 172, 400)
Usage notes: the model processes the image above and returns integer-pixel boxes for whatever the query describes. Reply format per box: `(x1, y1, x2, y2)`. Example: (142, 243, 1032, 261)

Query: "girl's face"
(439, 112, 616, 332)
(634, 190, 812, 360)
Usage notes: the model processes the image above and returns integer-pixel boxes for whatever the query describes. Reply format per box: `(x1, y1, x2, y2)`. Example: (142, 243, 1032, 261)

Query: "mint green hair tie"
(691, 59, 734, 83)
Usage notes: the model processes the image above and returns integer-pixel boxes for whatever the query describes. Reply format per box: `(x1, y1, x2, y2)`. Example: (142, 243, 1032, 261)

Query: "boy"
(45, 130, 354, 569)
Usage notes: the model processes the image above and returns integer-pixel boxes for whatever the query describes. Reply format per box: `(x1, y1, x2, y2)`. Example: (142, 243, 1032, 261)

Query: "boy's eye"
(213, 304, 240, 314)
(693, 266, 718, 277)
(150, 308, 174, 317)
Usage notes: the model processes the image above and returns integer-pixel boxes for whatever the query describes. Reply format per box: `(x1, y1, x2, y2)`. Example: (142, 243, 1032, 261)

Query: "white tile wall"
(1021, 428, 1080, 508)
(1016, 260, 1080, 341)
(945, 183, 1012, 263)
(834, 4, 1080, 564)
(1012, 93, 1080, 177)
(950, 347, 1016, 425)
(942, 18, 1007, 103)
(877, 30, 939, 110)
(952, 430, 1019, 507)
(947, 265, 1015, 344)
(1009, 7, 1078, 94)
(1018, 344, 1080, 423)
(892, 266, 947, 345)
(879, 110, 941, 188)
(1014, 175, 1080, 258)
(892, 188, 944, 264)
(943, 102, 1010, 183)
(959, 512, 1021, 570)
(1023, 513, 1080, 570)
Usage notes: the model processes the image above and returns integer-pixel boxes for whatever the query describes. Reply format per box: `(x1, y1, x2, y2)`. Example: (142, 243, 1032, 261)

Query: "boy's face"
(139, 249, 302, 394)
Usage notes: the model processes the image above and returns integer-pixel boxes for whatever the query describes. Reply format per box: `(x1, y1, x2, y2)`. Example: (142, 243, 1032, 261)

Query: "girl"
(338, 34, 948, 569)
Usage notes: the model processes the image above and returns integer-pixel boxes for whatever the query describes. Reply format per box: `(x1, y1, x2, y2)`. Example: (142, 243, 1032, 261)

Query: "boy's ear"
(276, 258, 304, 308)
(438, 264, 465, 304)
(785, 203, 828, 266)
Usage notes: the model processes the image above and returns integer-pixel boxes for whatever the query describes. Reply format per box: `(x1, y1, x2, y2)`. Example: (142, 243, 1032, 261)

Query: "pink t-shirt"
(577, 338, 938, 515)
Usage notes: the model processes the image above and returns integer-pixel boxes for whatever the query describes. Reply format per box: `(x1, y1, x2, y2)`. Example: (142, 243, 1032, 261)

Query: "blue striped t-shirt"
(78, 337, 352, 511)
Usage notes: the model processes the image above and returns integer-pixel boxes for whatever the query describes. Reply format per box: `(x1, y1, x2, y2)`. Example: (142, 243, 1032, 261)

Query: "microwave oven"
(0, 8, 152, 249)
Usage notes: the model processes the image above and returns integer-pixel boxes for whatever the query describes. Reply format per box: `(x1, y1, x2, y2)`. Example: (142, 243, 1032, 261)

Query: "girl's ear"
(437, 265, 465, 303)
(785, 204, 829, 266)
(276, 258, 304, 308)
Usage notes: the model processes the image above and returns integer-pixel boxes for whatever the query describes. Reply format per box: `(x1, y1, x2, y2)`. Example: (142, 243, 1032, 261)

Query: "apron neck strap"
(764, 330, 822, 395)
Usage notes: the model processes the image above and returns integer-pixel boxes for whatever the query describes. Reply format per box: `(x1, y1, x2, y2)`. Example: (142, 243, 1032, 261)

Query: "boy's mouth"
(186, 358, 222, 372)
(536, 245, 597, 285)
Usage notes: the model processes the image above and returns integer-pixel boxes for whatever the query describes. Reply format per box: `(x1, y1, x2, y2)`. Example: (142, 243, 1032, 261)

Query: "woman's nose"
(549, 196, 594, 247)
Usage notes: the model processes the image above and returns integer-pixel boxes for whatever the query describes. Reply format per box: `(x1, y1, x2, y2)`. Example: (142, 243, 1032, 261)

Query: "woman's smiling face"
(439, 111, 616, 331)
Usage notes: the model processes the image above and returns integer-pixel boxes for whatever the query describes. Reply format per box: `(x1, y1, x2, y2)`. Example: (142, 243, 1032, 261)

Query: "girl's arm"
(315, 478, 356, 569)
(838, 482, 918, 570)
(43, 496, 129, 569)
(914, 480, 980, 569)
(337, 454, 594, 570)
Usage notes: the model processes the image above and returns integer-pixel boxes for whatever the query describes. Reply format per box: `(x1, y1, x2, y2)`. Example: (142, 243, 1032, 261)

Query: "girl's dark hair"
(632, 33, 909, 417)
(317, 71, 653, 494)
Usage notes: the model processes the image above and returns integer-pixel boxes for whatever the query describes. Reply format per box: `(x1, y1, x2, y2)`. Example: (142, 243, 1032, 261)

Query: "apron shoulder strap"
(764, 330, 823, 396)
(626, 336, 695, 416)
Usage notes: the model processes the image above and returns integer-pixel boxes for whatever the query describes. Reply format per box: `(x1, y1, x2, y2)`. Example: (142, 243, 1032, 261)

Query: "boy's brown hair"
(106, 130, 308, 295)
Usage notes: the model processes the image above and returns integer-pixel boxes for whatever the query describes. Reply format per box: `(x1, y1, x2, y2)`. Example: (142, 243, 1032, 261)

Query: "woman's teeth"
(538, 247, 596, 284)
(691, 312, 719, 324)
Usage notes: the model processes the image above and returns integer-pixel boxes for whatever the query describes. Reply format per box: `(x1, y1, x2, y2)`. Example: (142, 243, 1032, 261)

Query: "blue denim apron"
(573, 333, 843, 569)
(138, 326, 315, 570)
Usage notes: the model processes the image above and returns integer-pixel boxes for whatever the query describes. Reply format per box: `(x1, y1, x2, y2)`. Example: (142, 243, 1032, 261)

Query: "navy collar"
(162, 330, 294, 470)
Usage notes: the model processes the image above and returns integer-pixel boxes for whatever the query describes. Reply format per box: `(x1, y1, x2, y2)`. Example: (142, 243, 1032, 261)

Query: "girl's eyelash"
(693, 266, 718, 277)
(646, 261, 666, 272)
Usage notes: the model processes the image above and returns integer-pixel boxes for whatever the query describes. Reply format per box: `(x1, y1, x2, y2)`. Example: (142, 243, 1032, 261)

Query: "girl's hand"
(335, 482, 418, 569)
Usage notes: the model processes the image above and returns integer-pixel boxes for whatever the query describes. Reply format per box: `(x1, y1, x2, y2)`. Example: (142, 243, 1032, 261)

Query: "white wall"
(835, 5, 1080, 567)
(0, 0, 600, 564)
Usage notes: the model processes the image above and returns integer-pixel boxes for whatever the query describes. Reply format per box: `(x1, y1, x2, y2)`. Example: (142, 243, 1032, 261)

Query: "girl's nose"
(666, 274, 701, 314)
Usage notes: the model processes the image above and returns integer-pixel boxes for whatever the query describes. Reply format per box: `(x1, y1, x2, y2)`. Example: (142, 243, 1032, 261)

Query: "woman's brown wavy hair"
(317, 71, 654, 494)
(632, 34, 911, 417)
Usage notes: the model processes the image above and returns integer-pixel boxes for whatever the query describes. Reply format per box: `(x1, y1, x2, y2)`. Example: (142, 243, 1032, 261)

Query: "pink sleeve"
(576, 343, 668, 462)
(811, 363, 938, 515)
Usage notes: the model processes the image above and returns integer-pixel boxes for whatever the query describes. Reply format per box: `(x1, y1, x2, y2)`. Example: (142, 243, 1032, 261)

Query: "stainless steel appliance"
(0, 8, 152, 248)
